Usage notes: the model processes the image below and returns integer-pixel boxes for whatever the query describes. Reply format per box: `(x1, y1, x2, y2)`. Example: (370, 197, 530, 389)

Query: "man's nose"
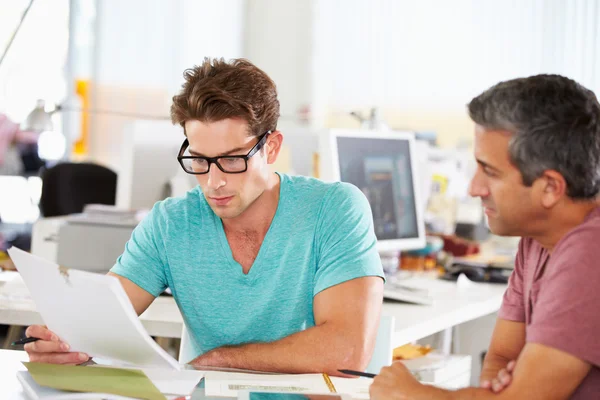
(468, 171, 489, 198)
(206, 163, 226, 190)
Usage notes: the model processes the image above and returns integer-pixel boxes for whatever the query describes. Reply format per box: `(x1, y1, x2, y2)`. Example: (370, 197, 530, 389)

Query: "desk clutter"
(380, 234, 514, 300)
(17, 365, 373, 399)
(393, 344, 472, 389)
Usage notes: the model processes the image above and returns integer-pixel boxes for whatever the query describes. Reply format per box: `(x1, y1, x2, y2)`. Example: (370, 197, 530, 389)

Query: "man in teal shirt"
(24, 58, 385, 375)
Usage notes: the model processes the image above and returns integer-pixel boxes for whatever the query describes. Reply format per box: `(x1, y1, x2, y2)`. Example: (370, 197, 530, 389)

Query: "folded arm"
(191, 276, 384, 376)
(479, 318, 525, 387)
(448, 342, 591, 399)
(371, 342, 591, 400)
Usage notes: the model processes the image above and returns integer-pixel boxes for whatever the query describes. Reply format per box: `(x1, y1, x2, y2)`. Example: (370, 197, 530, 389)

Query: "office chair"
(39, 162, 117, 217)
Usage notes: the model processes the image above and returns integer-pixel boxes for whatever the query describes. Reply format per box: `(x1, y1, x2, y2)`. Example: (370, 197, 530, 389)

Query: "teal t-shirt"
(110, 173, 384, 357)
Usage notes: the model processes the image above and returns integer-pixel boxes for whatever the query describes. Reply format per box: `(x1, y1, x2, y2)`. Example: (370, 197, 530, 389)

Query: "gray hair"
(468, 74, 600, 199)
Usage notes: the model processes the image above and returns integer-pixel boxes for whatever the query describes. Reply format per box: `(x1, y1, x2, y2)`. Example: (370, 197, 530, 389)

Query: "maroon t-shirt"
(499, 208, 600, 399)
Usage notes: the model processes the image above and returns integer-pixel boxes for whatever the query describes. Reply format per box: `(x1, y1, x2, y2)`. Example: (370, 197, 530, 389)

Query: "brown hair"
(170, 58, 280, 136)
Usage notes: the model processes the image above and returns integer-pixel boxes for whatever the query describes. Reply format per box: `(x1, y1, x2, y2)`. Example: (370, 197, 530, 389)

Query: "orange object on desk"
(438, 234, 480, 257)
(400, 254, 437, 271)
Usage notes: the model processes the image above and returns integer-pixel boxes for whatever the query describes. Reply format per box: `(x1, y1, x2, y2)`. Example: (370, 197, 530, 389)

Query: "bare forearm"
(480, 352, 512, 383)
(191, 322, 369, 376)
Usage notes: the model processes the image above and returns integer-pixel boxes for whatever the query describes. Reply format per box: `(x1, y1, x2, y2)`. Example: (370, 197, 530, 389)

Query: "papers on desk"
(203, 371, 372, 399)
(383, 277, 434, 305)
(20, 362, 165, 400)
(0, 270, 19, 283)
(17, 371, 138, 399)
(17, 366, 204, 399)
(7, 247, 179, 370)
(66, 204, 145, 226)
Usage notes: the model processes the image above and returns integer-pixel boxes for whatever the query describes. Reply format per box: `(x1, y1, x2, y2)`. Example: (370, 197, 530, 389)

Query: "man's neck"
(222, 173, 281, 235)
(533, 201, 598, 254)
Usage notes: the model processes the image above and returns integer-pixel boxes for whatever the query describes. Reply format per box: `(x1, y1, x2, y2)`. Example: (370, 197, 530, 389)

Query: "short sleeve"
(498, 238, 527, 322)
(110, 202, 169, 297)
(313, 183, 384, 296)
(527, 228, 600, 367)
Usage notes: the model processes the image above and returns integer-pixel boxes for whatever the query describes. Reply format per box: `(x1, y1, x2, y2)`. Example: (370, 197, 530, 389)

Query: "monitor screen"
(320, 130, 425, 252)
(116, 120, 190, 210)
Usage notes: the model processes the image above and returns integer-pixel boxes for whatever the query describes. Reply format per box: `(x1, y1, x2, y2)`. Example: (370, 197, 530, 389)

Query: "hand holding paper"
(21, 324, 91, 365)
(8, 247, 179, 370)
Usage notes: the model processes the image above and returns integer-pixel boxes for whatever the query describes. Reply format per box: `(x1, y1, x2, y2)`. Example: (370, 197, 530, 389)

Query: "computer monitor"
(116, 120, 195, 210)
(319, 129, 426, 252)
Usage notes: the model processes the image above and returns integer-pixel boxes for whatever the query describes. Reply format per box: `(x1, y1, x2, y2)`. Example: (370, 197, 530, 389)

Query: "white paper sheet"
(118, 367, 203, 396)
(203, 371, 372, 399)
(8, 247, 179, 370)
(0, 270, 19, 284)
(330, 377, 372, 399)
(203, 371, 332, 397)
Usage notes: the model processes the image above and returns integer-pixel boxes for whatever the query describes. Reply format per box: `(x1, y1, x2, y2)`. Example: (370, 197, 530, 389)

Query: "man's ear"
(538, 170, 567, 208)
(265, 131, 283, 164)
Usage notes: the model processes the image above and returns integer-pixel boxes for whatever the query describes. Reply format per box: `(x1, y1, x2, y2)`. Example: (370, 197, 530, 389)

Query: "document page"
(8, 247, 179, 370)
(203, 371, 333, 397)
(22, 362, 166, 400)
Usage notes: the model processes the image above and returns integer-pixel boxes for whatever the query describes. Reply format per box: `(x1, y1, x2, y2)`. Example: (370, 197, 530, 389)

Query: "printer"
(31, 207, 141, 273)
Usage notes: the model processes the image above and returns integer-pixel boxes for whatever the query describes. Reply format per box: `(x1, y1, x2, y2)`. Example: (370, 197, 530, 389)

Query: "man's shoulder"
(284, 174, 339, 196)
(553, 207, 600, 256)
(283, 174, 367, 212)
(537, 207, 600, 282)
(149, 186, 208, 220)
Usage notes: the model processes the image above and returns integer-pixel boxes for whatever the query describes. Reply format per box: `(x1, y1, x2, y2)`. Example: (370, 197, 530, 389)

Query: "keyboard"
(383, 279, 434, 305)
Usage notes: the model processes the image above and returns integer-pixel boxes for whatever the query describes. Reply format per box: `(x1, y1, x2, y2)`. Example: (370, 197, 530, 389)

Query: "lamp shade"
(22, 99, 53, 132)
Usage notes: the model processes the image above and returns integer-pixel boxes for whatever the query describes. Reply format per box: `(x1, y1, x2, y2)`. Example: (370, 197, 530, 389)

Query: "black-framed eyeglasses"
(177, 131, 272, 174)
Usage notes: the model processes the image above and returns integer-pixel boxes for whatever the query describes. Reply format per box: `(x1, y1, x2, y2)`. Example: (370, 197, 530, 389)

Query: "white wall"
(88, 0, 245, 172)
(243, 0, 316, 127)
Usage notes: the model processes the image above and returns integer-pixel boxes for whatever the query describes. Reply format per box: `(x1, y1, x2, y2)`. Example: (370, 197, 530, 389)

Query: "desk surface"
(1, 272, 507, 346)
(382, 276, 506, 345)
(0, 349, 28, 400)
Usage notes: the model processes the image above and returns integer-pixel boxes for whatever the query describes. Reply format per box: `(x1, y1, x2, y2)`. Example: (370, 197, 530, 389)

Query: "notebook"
(17, 371, 137, 400)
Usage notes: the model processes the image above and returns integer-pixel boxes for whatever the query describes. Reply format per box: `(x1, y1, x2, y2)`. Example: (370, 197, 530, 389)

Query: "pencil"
(11, 337, 40, 346)
(338, 369, 377, 378)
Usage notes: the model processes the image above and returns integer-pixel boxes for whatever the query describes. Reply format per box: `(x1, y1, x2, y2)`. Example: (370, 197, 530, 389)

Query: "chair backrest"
(178, 322, 195, 364)
(39, 162, 117, 217)
(366, 314, 395, 374)
(178, 315, 396, 370)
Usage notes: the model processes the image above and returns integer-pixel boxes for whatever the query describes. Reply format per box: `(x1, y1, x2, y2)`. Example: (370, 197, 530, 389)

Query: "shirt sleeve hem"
(498, 305, 526, 323)
(110, 265, 165, 298)
(314, 272, 385, 297)
(528, 332, 599, 368)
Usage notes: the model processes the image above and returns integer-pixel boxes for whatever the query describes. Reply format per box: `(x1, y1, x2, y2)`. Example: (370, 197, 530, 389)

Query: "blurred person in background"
(0, 113, 39, 176)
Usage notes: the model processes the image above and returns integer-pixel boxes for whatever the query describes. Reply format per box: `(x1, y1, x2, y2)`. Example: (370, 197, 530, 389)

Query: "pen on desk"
(338, 369, 377, 378)
(11, 337, 40, 346)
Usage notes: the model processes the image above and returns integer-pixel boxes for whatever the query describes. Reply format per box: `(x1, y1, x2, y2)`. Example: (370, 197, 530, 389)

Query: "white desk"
(0, 349, 28, 400)
(1, 271, 506, 347)
(382, 277, 506, 347)
(0, 273, 183, 338)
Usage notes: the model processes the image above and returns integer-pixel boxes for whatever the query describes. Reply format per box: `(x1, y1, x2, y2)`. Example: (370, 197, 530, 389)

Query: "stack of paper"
(8, 247, 179, 370)
(7, 247, 204, 398)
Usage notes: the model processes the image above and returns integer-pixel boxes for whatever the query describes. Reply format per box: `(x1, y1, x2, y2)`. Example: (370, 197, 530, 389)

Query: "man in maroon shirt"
(370, 74, 600, 399)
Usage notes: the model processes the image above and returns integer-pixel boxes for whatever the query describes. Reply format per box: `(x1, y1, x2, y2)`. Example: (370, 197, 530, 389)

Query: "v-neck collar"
(214, 172, 286, 281)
